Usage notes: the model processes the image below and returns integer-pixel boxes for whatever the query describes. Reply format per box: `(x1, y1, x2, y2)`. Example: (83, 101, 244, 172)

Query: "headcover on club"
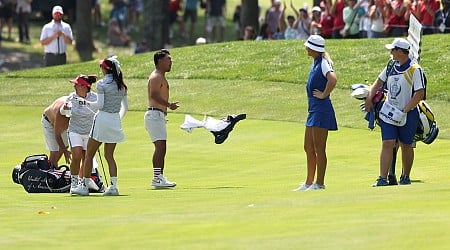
(350, 84, 369, 100)
(211, 114, 246, 144)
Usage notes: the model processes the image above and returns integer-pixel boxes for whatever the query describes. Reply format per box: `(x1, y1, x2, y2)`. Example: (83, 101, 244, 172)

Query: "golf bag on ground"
(12, 154, 105, 193)
(12, 154, 71, 193)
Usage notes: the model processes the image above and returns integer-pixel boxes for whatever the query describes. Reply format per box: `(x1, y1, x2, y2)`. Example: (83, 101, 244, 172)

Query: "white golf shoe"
(292, 182, 311, 191)
(103, 186, 119, 196)
(71, 184, 89, 196)
(306, 183, 326, 190)
(152, 175, 176, 188)
(85, 178, 100, 191)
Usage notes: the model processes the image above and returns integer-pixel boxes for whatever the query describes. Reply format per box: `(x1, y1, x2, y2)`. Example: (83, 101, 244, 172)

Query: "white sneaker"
(292, 182, 312, 191)
(70, 180, 78, 190)
(103, 186, 119, 196)
(71, 184, 89, 196)
(306, 183, 326, 190)
(85, 178, 100, 191)
(152, 175, 176, 188)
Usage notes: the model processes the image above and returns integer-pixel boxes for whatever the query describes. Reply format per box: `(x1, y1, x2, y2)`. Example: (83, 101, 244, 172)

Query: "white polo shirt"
(40, 20, 73, 54)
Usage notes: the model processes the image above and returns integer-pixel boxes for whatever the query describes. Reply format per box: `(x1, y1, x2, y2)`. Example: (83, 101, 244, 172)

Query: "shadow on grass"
(0, 46, 44, 72)
(68, 194, 130, 197)
(179, 186, 245, 190)
(146, 186, 245, 190)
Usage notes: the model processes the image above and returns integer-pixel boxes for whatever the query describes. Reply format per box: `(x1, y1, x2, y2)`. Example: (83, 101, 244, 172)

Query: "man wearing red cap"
(40, 5, 73, 66)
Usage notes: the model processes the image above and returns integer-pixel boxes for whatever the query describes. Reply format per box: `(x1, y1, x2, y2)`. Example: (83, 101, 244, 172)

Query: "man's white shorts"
(144, 110, 167, 142)
(42, 115, 68, 151)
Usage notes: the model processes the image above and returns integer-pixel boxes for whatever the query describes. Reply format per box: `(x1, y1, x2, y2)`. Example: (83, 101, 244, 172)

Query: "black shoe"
(388, 174, 398, 185)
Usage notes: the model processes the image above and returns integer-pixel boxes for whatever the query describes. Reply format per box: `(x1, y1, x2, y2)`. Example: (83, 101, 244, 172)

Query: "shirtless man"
(42, 96, 71, 167)
(144, 49, 179, 188)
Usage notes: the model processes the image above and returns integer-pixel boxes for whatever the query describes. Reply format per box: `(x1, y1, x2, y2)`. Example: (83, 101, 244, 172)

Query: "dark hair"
(83, 74, 97, 91)
(85, 75, 97, 84)
(153, 49, 170, 66)
(102, 58, 128, 91)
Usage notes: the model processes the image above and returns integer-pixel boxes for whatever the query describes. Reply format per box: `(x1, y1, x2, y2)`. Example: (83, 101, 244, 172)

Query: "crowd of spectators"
(1, 0, 449, 51)
(249, 0, 450, 41)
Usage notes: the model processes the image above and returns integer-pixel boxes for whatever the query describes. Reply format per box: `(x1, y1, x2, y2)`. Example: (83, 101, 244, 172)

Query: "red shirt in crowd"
(415, 0, 440, 25)
(332, 0, 345, 31)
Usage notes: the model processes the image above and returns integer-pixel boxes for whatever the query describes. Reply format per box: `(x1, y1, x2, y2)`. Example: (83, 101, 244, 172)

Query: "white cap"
(273, 0, 281, 5)
(304, 35, 325, 53)
(312, 6, 322, 12)
(195, 37, 206, 45)
(385, 38, 410, 50)
(52, 5, 64, 15)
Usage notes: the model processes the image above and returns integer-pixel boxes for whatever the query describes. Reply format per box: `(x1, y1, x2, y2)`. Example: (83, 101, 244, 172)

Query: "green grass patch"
(1, 106, 450, 249)
(1, 35, 450, 249)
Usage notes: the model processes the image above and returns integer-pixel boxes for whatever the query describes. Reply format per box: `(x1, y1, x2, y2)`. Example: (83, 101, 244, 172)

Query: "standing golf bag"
(12, 154, 71, 193)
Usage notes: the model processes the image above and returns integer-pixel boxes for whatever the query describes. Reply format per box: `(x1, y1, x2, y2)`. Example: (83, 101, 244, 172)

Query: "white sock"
(110, 177, 117, 187)
(153, 168, 161, 178)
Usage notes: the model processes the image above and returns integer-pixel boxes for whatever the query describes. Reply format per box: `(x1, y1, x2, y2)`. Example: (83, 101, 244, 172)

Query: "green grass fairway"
(1, 105, 450, 250)
(1, 35, 450, 249)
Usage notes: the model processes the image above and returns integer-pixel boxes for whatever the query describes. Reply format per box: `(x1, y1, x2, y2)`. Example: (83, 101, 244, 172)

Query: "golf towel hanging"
(378, 101, 407, 126)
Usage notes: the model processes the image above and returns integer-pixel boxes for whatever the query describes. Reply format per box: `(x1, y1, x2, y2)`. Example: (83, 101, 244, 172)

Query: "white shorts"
(90, 111, 125, 143)
(42, 115, 68, 151)
(144, 110, 167, 142)
(68, 131, 89, 150)
(206, 16, 226, 32)
(68, 131, 98, 170)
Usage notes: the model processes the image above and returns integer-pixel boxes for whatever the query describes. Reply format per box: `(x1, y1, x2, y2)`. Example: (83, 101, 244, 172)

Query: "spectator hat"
(312, 6, 322, 12)
(196, 37, 206, 45)
(385, 38, 410, 50)
(304, 35, 325, 52)
(52, 6, 64, 15)
(274, 0, 281, 5)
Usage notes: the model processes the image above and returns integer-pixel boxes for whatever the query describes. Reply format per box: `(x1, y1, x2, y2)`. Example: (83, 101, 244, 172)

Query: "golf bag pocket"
(379, 101, 406, 127)
(21, 154, 52, 170)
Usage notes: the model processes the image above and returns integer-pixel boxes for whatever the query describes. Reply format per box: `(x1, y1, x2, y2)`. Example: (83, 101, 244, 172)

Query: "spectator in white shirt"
(39, 5, 73, 66)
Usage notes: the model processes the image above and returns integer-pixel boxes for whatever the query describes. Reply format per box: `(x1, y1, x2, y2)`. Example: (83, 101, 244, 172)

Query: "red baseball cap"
(69, 75, 92, 87)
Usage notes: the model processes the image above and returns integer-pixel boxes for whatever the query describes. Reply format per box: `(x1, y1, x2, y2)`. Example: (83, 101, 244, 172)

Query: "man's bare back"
(43, 96, 69, 129)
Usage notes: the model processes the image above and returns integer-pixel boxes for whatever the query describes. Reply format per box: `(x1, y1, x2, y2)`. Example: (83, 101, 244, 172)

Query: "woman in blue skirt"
(293, 35, 338, 191)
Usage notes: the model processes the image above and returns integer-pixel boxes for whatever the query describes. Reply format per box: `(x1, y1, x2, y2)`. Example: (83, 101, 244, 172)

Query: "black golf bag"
(12, 154, 105, 193)
(12, 154, 71, 193)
